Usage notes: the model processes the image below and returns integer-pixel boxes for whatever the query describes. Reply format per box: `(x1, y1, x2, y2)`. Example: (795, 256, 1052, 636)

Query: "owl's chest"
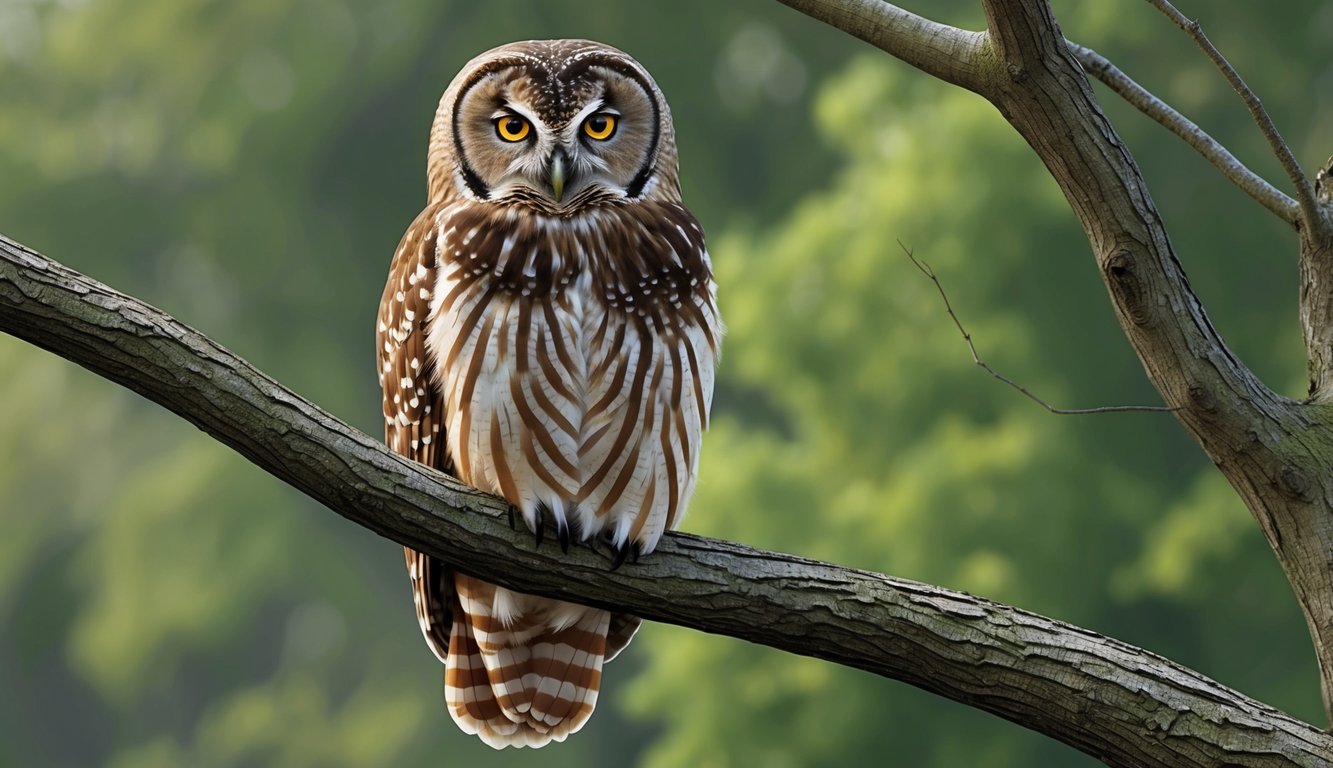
(425, 214, 624, 407)
(422, 216, 635, 499)
(429, 209, 688, 357)
(419, 203, 717, 532)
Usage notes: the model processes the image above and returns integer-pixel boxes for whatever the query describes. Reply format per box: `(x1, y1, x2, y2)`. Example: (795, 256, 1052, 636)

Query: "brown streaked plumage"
(377, 39, 720, 748)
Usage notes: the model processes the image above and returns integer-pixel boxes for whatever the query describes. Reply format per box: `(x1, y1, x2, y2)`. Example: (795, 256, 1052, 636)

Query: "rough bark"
(1301, 156, 1333, 396)
(3, 233, 1331, 766)
(780, 0, 1333, 732)
(979, 0, 1333, 727)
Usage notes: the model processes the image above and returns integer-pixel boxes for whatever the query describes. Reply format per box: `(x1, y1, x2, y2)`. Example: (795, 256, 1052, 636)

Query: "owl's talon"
(609, 542, 631, 571)
(556, 520, 572, 554)
(507, 506, 517, 530)
(630, 542, 642, 563)
(533, 502, 549, 548)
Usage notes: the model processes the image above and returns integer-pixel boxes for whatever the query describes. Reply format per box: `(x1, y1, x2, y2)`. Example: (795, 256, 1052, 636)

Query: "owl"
(376, 40, 721, 748)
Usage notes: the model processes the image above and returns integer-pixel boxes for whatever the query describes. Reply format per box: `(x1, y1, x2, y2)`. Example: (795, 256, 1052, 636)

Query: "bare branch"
(773, 0, 990, 92)
(977, 0, 1333, 722)
(3, 230, 1331, 766)
(1068, 42, 1300, 229)
(1143, 0, 1320, 231)
(775, 0, 1333, 727)
(903, 242, 1173, 415)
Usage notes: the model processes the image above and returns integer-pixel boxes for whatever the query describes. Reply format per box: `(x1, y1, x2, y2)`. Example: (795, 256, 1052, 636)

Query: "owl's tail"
(445, 574, 628, 749)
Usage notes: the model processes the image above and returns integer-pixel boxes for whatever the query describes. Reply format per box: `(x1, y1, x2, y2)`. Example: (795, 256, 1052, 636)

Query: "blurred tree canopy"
(1, 1, 1330, 766)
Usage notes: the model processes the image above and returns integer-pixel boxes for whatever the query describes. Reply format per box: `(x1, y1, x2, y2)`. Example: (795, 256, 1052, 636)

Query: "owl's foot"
(556, 518, 572, 554)
(530, 502, 573, 554)
(608, 540, 642, 571)
(532, 503, 548, 548)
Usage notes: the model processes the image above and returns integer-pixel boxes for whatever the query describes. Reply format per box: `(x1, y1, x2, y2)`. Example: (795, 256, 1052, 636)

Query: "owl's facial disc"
(447, 56, 665, 208)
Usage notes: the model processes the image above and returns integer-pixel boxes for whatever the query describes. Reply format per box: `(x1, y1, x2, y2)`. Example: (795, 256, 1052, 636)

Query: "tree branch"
(3, 232, 1332, 765)
(984, 0, 1333, 726)
(1296, 158, 1333, 396)
(1068, 42, 1300, 229)
(1143, 0, 1321, 233)
(777, 0, 1333, 732)
(773, 0, 991, 92)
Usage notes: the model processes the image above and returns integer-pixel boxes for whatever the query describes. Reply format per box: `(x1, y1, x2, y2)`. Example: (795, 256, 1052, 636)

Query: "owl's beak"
(548, 150, 569, 204)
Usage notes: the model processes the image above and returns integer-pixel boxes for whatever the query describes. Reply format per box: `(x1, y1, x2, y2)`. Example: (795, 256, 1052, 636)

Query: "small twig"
(1068, 42, 1300, 229)
(901, 242, 1173, 415)
(1144, 0, 1320, 232)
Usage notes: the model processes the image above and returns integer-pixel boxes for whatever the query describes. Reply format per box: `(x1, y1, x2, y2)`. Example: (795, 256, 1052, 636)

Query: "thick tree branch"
(773, 0, 990, 92)
(1298, 162, 1333, 396)
(1068, 42, 1300, 229)
(777, 0, 1333, 733)
(781, 1, 1305, 230)
(1145, 2, 1333, 402)
(3, 233, 1332, 765)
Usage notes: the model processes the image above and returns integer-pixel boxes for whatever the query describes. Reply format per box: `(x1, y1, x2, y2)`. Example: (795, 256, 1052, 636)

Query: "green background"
(1, 1, 1330, 765)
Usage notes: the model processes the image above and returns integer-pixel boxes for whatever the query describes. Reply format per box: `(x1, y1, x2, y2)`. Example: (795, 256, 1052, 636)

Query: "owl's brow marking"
(569, 98, 609, 131)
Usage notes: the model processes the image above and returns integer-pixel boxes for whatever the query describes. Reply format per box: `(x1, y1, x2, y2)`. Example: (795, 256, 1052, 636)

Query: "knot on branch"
(1277, 466, 1314, 503)
(1186, 383, 1217, 415)
(1104, 249, 1152, 327)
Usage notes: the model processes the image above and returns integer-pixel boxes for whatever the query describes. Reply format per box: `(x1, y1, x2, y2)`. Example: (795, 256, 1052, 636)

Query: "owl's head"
(426, 40, 680, 211)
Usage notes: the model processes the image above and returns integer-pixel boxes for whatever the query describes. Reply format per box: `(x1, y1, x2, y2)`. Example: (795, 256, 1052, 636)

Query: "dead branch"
(903, 241, 1173, 414)
(1069, 42, 1300, 228)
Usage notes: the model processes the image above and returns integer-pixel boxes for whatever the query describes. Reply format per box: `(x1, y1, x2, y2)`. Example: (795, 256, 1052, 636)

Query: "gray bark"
(781, 0, 1333, 738)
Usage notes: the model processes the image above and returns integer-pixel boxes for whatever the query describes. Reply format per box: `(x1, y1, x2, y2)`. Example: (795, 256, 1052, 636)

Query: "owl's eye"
(582, 113, 617, 141)
(494, 115, 531, 142)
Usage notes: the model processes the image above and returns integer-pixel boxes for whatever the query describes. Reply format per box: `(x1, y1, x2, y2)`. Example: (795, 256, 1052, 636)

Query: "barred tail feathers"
(444, 598, 522, 744)
(447, 573, 612, 749)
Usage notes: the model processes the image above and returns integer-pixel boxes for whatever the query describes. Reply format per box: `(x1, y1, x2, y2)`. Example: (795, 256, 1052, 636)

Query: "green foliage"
(1, 1, 1329, 766)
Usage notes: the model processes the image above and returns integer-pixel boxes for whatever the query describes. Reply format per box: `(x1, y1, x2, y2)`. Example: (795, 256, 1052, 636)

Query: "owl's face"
(427, 40, 680, 210)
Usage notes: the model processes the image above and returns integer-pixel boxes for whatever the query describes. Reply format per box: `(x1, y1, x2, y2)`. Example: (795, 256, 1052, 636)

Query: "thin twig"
(1068, 42, 1300, 229)
(901, 242, 1173, 415)
(1144, 0, 1320, 232)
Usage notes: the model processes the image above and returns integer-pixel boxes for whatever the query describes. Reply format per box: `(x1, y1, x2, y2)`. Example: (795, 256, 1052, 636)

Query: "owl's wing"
(378, 208, 453, 663)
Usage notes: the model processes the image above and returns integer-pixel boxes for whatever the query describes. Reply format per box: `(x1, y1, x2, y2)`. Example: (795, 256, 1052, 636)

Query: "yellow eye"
(495, 115, 531, 142)
(583, 113, 617, 141)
